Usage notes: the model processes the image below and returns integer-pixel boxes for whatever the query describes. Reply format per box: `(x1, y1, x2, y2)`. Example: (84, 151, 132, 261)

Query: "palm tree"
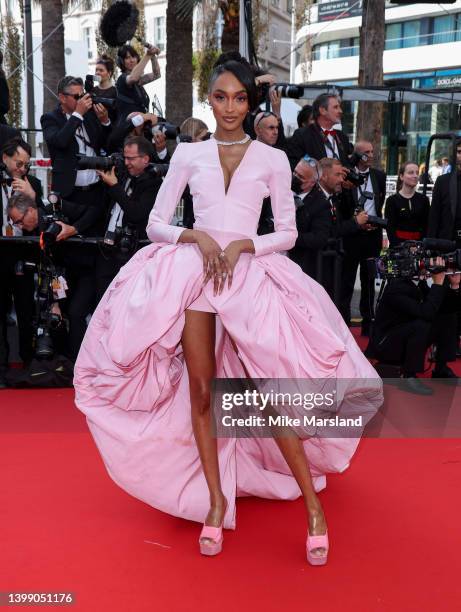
(41, 0, 66, 113)
(165, 0, 193, 124)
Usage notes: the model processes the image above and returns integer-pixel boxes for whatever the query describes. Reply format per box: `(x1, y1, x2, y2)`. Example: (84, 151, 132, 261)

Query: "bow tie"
(359, 171, 369, 177)
(323, 129, 336, 136)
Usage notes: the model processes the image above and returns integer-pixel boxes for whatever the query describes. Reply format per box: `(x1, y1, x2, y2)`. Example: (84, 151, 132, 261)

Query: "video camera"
(84, 74, 117, 109)
(369, 239, 461, 281)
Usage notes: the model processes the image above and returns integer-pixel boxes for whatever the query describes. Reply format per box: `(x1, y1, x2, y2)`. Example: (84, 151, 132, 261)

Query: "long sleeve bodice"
(146, 139, 297, 257)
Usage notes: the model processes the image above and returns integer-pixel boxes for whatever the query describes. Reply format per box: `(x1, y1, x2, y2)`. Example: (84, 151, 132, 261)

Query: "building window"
(83, 26, 94, 60)
(311, 13, 461, 61)
(82, 0, 92, 11)
(287, 0, 293, 12)
(271, 0, 280, 8)
(153, 16, 166, 53)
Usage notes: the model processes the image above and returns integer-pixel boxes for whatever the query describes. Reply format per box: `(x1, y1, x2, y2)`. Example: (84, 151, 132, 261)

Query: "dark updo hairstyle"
(209, 51, 258, 112)
(96, 54, 115, 77)
(117, 44, 140, 72)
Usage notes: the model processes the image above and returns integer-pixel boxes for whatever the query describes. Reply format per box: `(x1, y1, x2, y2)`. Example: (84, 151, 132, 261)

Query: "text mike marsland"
(221, 415, 364, 428)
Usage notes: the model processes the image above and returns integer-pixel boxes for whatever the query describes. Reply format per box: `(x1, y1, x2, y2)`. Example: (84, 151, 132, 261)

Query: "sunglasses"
(255, 111, 278, 128)
(63, 92, 84, 101)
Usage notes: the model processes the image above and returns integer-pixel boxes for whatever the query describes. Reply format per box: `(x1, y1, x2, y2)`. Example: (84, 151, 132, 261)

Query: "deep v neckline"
(213, 138, 255, 196)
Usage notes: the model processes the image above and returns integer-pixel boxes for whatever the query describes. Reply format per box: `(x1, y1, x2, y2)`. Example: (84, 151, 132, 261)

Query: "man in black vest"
(289, 157, 331, 280)
(287, 93, 353, 169)
(339, 141, 387, 334)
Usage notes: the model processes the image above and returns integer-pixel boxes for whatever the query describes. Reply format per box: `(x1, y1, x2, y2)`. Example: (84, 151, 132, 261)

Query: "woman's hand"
(195, 232, 233, 296)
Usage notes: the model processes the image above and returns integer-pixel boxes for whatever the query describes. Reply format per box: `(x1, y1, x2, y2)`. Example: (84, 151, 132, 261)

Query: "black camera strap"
(75, 125, 95, 153)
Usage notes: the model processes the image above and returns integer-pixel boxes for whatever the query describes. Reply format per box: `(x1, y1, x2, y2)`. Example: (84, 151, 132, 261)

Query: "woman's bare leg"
(182, 310, 227, 543)
(273, 434, 327, 556)
(228, 337, 326, 556)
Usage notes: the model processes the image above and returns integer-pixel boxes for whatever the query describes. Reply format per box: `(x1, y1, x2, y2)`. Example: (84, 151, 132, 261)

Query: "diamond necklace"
(212, 133, 251, 146)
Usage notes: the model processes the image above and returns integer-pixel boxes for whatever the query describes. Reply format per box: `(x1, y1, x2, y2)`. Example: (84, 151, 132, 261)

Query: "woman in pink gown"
(74, 54, 382, 565)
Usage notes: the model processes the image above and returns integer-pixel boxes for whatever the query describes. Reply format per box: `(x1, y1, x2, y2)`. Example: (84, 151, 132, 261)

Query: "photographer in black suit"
(40, 76, 114, 359)
(367, 261, 460, 395)
(289, 157, 331, 279)
(40, 76, 111, 212)
(106, 111, 170, 164)
(339, 141, 387, 334)
(287, 94, 353, 169)
(0, 139, 45, 385)
(94, 136, 162, 302)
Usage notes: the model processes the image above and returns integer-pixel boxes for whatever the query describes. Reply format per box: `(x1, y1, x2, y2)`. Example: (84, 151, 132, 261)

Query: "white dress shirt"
(2, 183, 23, 236)
(67, 112, 99, 187)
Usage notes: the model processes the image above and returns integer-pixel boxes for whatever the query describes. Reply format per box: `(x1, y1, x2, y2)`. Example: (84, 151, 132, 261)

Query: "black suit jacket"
(287, 122, 353, 169)
(289, 186, 332, 277)
(40, 105, 111, 197)
(105, 172, 162, 239)
(427, 173, 461, 240)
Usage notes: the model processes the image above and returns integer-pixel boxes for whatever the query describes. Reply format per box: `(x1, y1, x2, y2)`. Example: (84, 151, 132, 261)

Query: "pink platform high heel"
(199, 525, 224, 556)
(306, 531, 329, 566)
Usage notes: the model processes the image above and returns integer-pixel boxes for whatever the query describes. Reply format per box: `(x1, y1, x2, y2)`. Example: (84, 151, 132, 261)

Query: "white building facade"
(294, 0, 461, 171)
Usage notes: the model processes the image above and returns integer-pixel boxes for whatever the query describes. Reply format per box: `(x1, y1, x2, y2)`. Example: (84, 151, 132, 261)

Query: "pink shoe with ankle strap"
(199, 525, 224, 556)
(306, 531, 329, 566)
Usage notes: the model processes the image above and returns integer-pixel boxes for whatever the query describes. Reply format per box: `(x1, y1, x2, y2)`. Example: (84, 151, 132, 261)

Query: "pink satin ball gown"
(74, 139, 382, 529)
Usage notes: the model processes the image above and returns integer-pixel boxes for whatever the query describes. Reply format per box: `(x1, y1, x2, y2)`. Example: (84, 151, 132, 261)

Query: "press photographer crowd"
(1, 46, 461, 393)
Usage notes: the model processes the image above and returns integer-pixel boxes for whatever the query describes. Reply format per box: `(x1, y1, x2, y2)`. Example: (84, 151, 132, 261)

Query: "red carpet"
(1, 384, 461, 611)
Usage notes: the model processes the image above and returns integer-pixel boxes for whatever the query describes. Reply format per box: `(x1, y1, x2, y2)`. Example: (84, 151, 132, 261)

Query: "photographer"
(340, 141, 387, 334)
(367, 258, 460, 395)
(106, 111, 169, 163)
(94, 135, 163, 301)
(116, 44, 161, 123)
(40, 75, 111, 213)
(317, 158, 369, 303)
(1, 137, 44, 213)
(0, 192, 38, 387)
(286, 94, 353, 170)
(93, 55, 118, 124)
(289, 157, 332, 280)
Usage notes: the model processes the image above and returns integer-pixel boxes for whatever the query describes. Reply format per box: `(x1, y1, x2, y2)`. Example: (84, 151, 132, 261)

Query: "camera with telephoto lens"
(84, 74, 117, 109)
(151, 117, 180, 140)
(41, 192, 68, 247)
(368, 239, 461, 281)
(76, 152, 125, 175)
(259, 82, 304, 102)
